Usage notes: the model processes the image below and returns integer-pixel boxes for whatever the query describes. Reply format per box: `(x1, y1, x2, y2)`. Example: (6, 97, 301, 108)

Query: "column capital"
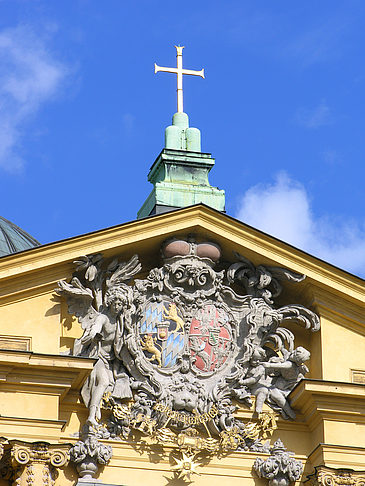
(306, 465, 365, 486)
(0, 439, 70, 486)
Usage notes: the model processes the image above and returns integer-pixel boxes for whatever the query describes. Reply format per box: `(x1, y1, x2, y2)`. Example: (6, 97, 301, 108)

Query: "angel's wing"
(105, 254, 141, 289)
(57, 277, 98, 330)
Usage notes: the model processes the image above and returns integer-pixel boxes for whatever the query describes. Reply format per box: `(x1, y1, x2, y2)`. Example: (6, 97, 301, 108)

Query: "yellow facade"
(0, 204, 364, 485)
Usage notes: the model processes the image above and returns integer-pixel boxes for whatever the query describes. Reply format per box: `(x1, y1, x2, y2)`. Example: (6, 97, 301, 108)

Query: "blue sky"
(0, 1, 364, 277)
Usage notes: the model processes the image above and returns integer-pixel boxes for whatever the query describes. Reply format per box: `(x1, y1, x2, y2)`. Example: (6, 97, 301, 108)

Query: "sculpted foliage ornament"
(0, 438, 5, 461)
(69, 430, 112, 481)
(254, 439, 303, 486)
(57, 236, 319, 480)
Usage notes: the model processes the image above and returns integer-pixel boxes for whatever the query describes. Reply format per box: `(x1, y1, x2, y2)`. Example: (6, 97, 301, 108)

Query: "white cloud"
(0, 25, 68, 172)
(284, 16, 349, 66)
(295, 101, 332, 129)
(236, 173, 365, 278)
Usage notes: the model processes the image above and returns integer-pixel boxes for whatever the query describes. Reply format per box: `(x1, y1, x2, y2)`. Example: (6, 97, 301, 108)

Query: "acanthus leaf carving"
(306, 466, 365, 486)
(227, 251, 306, 305)
(0, 440, 69, 486)
(69, 429, 112, 481)
(254, 438, 303, 486)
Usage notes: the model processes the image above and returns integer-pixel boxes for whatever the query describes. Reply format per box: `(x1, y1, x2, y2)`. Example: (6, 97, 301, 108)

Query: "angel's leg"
(254, 387, 268, 414)
(87, 360, 110, 427)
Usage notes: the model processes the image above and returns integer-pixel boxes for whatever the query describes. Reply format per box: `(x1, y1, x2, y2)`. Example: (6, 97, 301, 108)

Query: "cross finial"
(155, 46, 205, 113)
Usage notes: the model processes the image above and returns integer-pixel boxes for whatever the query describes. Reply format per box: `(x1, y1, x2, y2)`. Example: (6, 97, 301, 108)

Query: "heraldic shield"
(189, 304, 233, 373)
(139, 300, 185, 368)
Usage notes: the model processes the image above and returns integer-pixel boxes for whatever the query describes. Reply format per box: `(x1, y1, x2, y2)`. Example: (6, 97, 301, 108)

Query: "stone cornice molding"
(309, 286, 365, 331)
(0, 205, 363, 305)
(0, 349, 95, 401)
(308, 443, 365, 471)
(290, 379, 365, 430)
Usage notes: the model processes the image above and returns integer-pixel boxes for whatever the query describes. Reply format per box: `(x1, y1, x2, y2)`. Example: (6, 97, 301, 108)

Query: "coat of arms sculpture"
(58, 237, 319, 481)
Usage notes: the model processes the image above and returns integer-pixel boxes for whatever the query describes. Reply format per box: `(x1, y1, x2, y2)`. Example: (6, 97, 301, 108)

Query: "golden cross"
(155, 46, 205, 113)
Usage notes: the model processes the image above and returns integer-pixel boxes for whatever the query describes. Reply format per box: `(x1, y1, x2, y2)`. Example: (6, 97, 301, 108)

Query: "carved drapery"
(307, 466, 365, 486)
(0, 440, 69, 486)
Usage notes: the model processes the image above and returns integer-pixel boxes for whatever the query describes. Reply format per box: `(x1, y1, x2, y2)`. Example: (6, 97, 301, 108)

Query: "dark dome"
(0, 216, 40, 257)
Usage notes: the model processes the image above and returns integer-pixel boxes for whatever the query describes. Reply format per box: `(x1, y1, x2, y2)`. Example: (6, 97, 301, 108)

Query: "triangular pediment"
(0, 204, 364, 485)
(0, 204, 363, 305)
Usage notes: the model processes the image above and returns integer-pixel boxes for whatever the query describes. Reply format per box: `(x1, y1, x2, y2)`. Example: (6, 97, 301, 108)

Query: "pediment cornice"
(0, 205, 363, 308)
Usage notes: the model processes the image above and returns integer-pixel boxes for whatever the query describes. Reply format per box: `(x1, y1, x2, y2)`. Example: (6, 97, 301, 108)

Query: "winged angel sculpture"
(57, 237, 320, 452)
(58, 254, 141, 427)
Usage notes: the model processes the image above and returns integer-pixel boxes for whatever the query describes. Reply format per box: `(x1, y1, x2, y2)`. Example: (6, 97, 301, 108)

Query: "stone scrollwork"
(57, 236, 320, 481)
(227, 251, 306, 304)
(0, 440, 69, 486)
(306, 466, 365, 486)
(254, 439, 303, 486)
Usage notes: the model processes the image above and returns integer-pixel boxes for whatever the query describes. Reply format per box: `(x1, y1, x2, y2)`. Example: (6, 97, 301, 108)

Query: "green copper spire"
(137, 112, 225, 219)
(137, 47, 225, 219)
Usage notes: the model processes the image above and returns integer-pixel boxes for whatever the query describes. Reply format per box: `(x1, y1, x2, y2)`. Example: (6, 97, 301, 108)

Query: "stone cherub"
(264, 346, 310, 419)
(234, 347, 273, 413)
(57, 254, 141, 427)
(234, 346, 310, 419)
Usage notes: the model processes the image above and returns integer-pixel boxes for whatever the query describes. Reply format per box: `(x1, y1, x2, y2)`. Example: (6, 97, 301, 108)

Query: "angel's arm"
(263, 360, 292, 371)
(239, 366, 264, 385)
(240, 376, 258, 386)
(80, 313, 106, 344)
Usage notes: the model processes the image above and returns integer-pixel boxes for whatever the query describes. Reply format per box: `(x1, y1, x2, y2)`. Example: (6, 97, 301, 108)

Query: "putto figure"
(234, 347, 272, 413)
(264, 346, 311, 419)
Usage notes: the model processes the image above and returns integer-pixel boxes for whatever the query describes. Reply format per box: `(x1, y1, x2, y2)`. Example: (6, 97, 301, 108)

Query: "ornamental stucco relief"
(57, 237, 319, 480)
(307, 466, 365, 486)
